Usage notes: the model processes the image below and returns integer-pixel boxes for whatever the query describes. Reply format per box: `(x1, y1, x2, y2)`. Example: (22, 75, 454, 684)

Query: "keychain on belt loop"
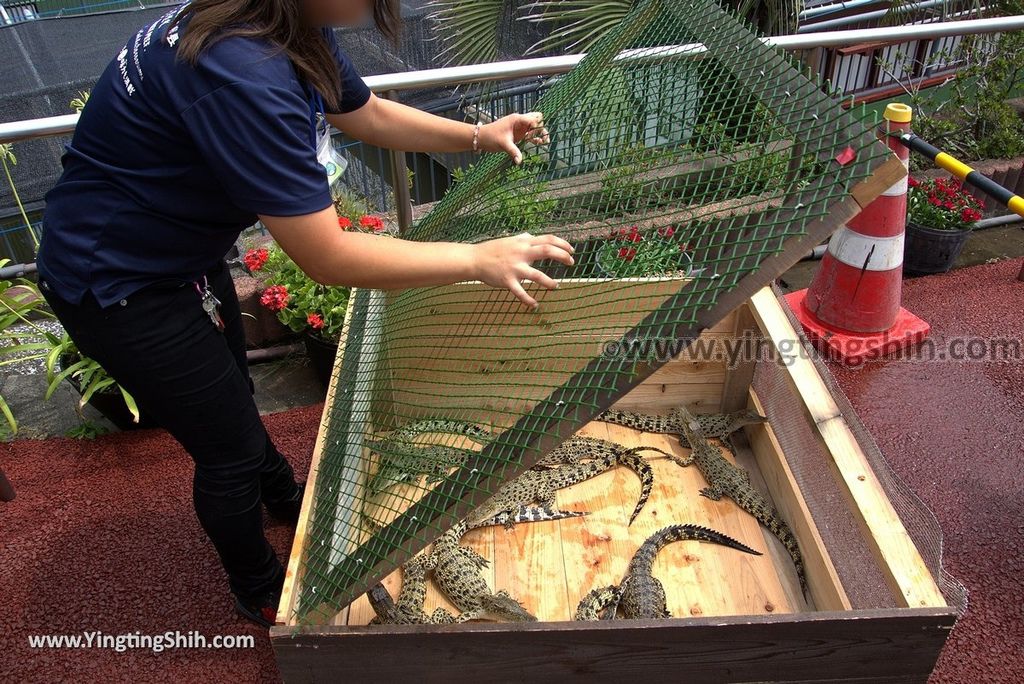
(194, 275, 225, 332)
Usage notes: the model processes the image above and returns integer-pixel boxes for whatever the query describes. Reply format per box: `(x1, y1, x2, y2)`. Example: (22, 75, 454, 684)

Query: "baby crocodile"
(576, 524, 761, 620)
(387, 418, 494, 445)
(468, 446, 658, 528)
(423, 519, 537, 622)
(535, 435, 671, 468)
(367, 557, 456, 625)
(674, 406, 807, 594)
(366, 440, 478, 494)
(573, 585, 621, 621)
(365, 418, 494, 493)
(596, 408, 766, 453)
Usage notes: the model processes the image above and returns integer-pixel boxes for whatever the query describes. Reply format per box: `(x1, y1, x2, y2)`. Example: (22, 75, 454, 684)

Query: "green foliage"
(452, 155, 557, 234)
(44, 331, 140, 425)
(599, 144, 673, 215)
(70, 90, 90, 114)
(423, 0, 504, 65)
(0, 258, 57, 435)
(65, 420, 110, 440)
(332, 187, 372, 222)
(878, 29, 1024, 169)
(0, 143, 39, 250)
(595, 224, 692, 277)
(250, 245, 351, 343)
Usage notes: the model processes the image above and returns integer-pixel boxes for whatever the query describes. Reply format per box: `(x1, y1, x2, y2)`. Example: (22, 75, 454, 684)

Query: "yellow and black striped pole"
(892, 131, 1024, 219)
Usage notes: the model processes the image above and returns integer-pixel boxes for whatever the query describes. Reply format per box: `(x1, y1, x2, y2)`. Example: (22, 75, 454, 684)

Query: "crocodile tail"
(764, 515, 808, 594)
(655, 524, 762, 556)
(616, 448, 654, 525)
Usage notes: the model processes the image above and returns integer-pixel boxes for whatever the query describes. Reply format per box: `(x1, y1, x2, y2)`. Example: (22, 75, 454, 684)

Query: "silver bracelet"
(472, 121, 481, 154)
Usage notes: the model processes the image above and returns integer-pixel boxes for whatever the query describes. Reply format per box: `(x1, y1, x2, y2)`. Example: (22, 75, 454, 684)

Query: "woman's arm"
(259, 206, 574, 308)
(326, 93, 548, 164)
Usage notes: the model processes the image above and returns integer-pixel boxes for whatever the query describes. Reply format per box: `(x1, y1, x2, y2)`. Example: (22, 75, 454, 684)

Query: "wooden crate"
(271, 285, 956, 683)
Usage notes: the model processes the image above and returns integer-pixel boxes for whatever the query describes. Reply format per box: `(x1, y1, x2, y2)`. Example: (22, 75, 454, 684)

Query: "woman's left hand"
(479, 112, 550, 165)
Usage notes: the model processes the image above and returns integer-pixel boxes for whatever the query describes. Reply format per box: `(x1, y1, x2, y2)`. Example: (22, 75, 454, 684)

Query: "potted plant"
(252, 214, 391, 386)
(594, 224, 697, 277)
(904, 175, 984, 275)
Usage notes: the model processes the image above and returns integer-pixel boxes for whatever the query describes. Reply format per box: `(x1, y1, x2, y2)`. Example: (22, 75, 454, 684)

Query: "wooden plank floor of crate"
(344, 419, 803, 625)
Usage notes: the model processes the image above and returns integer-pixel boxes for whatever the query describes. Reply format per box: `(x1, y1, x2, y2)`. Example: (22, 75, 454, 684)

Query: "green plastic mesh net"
(287, 0, 902, 623)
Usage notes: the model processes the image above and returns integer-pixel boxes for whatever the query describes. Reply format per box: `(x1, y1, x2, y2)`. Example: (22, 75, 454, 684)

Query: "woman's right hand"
(470, 232, 575, 308)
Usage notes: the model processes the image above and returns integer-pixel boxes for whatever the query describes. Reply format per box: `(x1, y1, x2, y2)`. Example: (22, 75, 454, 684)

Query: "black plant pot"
(58, 354, 158, 431)
(303, 331, 339, 388)
(903, 221, 971, 276)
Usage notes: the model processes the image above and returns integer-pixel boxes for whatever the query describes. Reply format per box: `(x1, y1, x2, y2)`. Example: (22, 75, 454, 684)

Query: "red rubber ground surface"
(1, 258, 1022, 683)
(829, 257, 1024, 684)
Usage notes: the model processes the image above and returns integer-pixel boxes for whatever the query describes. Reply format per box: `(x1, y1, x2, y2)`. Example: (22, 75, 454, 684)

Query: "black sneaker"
(235, 590, 281, 628)
(265, 482, 305, 525)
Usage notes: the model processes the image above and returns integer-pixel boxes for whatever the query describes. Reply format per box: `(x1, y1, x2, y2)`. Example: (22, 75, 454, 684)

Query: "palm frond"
(425, 0, 506, 65)
(521, 0, 634, 55)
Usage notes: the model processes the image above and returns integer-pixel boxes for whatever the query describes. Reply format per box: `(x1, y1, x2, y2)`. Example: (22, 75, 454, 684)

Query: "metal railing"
(1, 0, 173, 24)
(4, 16, 1023, 145)
(0, 14, 1022, 256)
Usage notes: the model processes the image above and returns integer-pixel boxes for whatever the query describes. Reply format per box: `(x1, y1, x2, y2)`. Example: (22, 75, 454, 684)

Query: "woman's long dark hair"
(169, 0, 400, 111)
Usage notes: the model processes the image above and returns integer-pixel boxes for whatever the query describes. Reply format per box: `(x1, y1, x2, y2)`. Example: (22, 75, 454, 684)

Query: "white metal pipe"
(801, 0, 880, 20)
(798, 0, 964, 32)
(2, 16, 1024, 144)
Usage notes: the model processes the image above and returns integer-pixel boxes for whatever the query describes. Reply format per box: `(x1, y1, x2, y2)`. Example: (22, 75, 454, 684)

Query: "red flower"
(307, 312, 325, 330)
(657, 225, 675, 238)
(943, 200, 955, 210)
(243, 247, 269, 272)
(617, 247, 637, 261)
(260, 285, 290, 312)
(928, 196, 941, 206)
(907, 176, 920, 188)
(360, 215, 385, 231)
(338, 216, 352, 229)
(961, 208, 981, 223)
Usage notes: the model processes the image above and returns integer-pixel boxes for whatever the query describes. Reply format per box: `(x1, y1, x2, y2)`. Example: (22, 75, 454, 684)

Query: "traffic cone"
(785, 103, 930, 365)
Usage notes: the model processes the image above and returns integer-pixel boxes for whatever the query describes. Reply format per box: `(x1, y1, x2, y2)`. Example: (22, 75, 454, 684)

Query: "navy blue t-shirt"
(36, 4, 371, 308)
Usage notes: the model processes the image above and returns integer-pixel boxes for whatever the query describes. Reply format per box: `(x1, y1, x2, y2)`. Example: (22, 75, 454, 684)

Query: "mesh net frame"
(287, 0, 909, 624)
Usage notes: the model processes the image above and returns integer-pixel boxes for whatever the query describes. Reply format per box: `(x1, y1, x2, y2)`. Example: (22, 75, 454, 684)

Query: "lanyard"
(308, 87, 327, 149)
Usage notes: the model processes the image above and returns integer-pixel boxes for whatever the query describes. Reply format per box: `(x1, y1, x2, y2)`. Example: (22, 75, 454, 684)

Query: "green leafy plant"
(877, 25, 1024, 169)
(452, 154, 557, 234)
(427, 0, 801, 65)
(907, 175, 984, 231)
(0, 144, 39, 251)
(599, 144, 674, 215)
(65, 420, 109, 440)
(70, 90, 90, 114)
(0, 259, 56, 434)
(595, 223, 693, 277)
(44, 331, 141, 424)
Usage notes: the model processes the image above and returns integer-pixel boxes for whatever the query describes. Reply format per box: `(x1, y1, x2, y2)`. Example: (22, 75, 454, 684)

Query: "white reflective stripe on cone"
(881, 156, 910, 197)
(826, 225, 905, 271)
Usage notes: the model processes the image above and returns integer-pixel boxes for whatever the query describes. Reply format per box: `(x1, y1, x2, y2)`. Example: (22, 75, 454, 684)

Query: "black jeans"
(40, 259, 298, 602)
